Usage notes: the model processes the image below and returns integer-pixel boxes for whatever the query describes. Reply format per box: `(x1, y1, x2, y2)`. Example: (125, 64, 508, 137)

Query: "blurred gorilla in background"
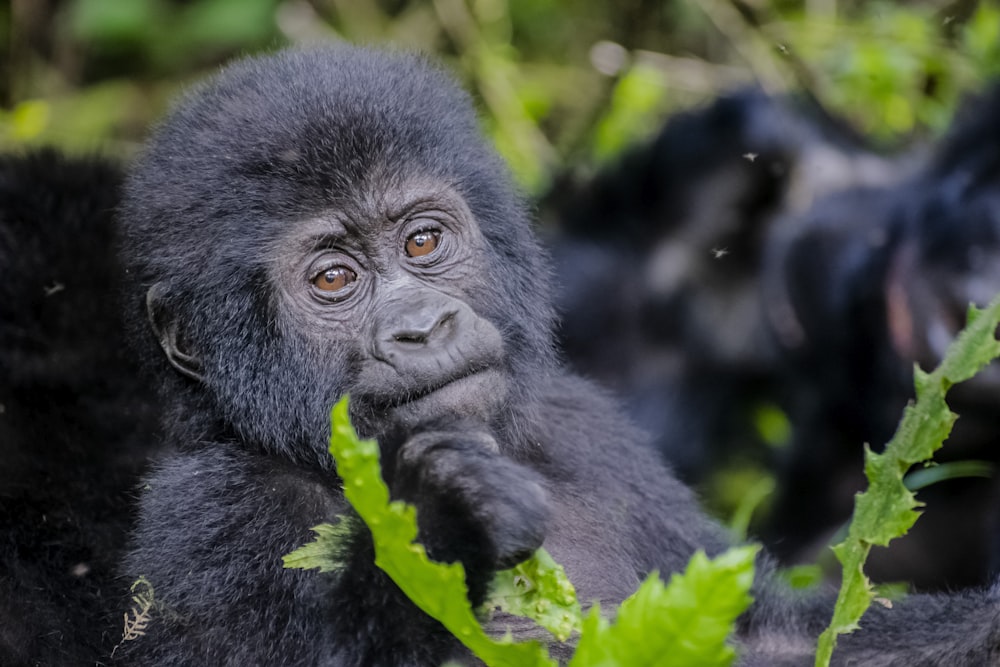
(762, 84, 1000, 591)
(0, 152, 162, 664)
(539, 89, 898, 485)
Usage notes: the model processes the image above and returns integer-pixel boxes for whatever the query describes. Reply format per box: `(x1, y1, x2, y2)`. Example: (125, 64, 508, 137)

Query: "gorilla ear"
(146, 282, 204, 383)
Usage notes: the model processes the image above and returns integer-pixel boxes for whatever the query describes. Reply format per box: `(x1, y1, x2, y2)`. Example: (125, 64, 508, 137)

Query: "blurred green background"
(2, 0, 999, 192)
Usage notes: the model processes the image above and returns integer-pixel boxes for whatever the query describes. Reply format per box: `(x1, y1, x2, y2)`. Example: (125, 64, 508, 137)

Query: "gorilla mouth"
(373, 368, 508, 426)
(399, 367, 502, 405)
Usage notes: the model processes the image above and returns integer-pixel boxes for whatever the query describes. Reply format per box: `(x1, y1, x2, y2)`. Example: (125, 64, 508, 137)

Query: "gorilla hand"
(389, 426, 549, 603)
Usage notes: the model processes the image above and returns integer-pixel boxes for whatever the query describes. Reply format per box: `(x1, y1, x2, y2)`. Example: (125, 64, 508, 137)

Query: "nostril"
(393, 332, 426, 345)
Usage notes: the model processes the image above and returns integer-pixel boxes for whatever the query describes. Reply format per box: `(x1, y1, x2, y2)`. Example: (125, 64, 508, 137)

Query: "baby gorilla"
(115, 46, 1000, 665)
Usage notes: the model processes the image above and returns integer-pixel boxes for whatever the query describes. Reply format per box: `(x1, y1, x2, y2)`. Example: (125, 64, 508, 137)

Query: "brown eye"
(405, 230, 440, 257)
(313, 266, 357, 292)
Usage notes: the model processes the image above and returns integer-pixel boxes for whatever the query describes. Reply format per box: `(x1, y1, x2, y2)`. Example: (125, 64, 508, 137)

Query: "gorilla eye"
(312, 266, 357, 293)
(405, 230, 441, 258)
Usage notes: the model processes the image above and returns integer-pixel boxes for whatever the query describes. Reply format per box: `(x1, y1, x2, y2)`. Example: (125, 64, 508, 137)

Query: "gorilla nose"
(389, 310, 457, 347)
(371, 293, 466, 368)
(365, 289, 506, 390)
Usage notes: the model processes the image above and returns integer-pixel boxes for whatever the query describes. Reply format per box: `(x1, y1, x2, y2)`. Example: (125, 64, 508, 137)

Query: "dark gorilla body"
(539, 89, 896, 485)
(62, 47, 997, 664)
(0, 153, 161, 664)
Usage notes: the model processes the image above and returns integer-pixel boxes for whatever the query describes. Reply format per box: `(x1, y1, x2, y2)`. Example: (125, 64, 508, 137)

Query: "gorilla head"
(121, 47, 556, 467)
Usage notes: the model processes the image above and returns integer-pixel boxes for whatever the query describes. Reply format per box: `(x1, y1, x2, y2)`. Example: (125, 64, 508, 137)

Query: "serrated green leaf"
(295, 396, 559, 667)
(567, 546, 758, 667)
(940, 302, 1000, 384)
(816, 294, 1000, 667)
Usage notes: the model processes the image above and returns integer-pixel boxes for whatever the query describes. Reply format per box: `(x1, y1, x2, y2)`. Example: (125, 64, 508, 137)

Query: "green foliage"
(282, 520, 355, 574)
(699, 463, 776, 542)
(3, 101, 50, 142)
(471, 43, 558, 193)
(815, 295, 1000, 667)
(8, 0, 1000, 187)
(783, 2, 1000, 140)
(591, 62, 671, 162)
(963, 3, 1000, 79)
(179, 0, 279, 50)
(69, 0, 281, 66)
(569, 547, 759, 667)
(69, 0, 279, 71)
(781, 564, 823, 591)
(70, 0, 163, 46)
(0, 81, 170, 153)
(484, 548, 582, 642)
(286, 397, 756, 666)
(725, 475, 775, 543)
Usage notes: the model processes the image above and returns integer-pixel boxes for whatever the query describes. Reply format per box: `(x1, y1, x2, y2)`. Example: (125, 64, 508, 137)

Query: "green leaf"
(963, 3, 1000, 78)
(939, 302, 1000, 384)
(815, 294, 1000, 667)
(567, 605, 615, 667)
(282, 520, 354, 574)
(301, 397, 560, 667)
(568, 546, 759, 667)
(485, 548, 582, 642)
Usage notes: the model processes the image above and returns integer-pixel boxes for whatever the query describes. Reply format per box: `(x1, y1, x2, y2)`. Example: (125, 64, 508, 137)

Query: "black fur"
(0, 151, 160, 665)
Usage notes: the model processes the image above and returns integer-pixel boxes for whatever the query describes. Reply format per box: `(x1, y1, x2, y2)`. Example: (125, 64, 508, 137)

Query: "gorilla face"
(271, 179, 509, 433)
(121, 48, 556, 464)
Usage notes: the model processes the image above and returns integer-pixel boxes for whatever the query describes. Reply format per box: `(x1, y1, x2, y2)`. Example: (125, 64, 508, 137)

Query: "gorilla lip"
(374, 368, 507, 424)
(385, 367, 500, 405)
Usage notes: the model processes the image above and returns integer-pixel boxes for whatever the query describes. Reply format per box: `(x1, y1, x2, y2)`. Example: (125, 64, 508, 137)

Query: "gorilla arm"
(119, 427, 549, 666)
